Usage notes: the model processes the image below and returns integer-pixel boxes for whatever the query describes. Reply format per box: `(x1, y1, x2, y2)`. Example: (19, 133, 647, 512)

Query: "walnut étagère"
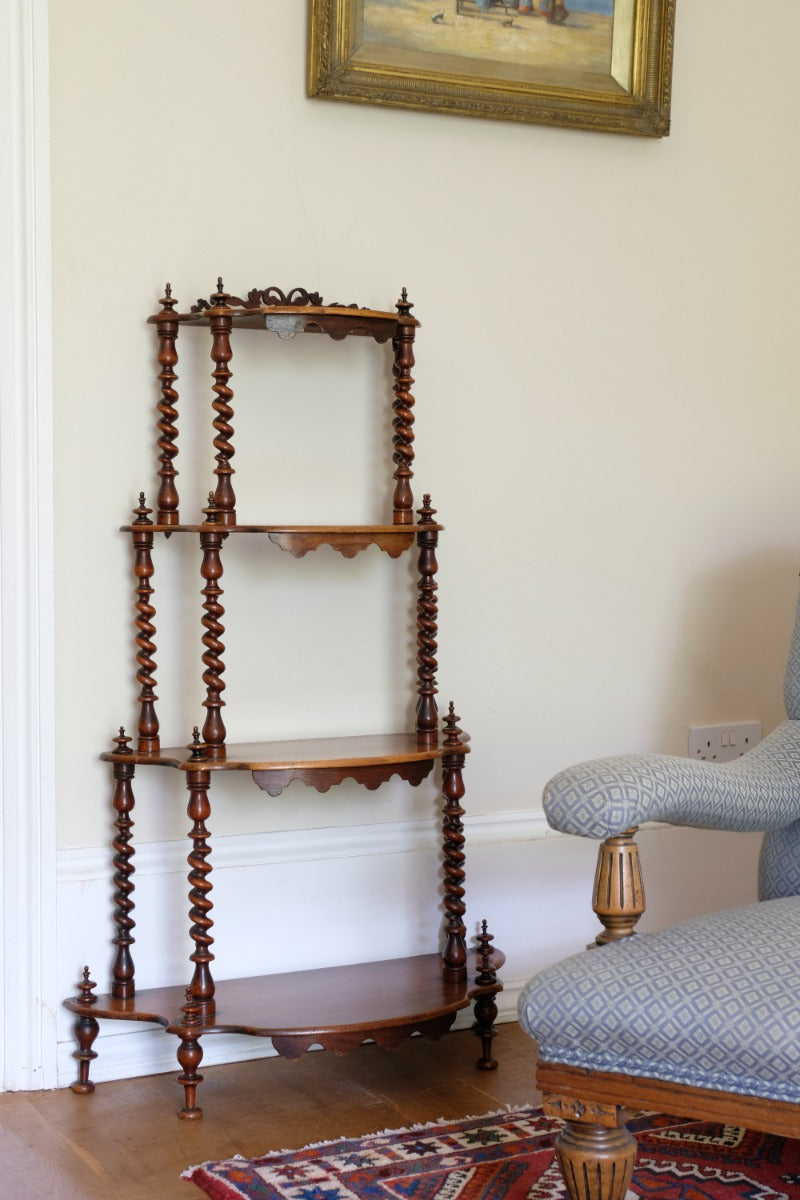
(65, 280, 504, 1118)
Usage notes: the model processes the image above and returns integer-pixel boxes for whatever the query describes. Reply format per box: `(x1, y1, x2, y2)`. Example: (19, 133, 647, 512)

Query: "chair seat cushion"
(518, 896, 800, 1104)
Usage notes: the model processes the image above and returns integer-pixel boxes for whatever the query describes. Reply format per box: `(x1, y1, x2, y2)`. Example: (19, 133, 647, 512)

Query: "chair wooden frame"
(535, 828, 800, 1200)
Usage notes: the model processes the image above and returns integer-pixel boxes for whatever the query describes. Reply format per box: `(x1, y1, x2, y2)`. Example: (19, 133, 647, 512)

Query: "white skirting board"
(55, 813, 762, 1087)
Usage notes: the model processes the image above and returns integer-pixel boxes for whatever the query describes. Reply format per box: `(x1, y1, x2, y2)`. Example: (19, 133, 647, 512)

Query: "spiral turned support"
(199, 499, 226, 755)
(154, 283, 181, 524)
(185, 769, 215, 1005)
(110, 728, 137, 999)
(131, 495, 160, 753)
(391, 289, 416, 525)
(415, 495, 439, 739)
(440, 704, 467, 979)
(208, 279, 236, 525)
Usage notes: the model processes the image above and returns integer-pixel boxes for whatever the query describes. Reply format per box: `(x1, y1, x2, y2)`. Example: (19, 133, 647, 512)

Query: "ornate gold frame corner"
(308, 0, 676, 137)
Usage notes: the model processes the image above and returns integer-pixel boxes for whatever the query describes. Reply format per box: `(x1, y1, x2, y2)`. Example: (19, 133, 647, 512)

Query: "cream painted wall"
(47, 1, 800, 1078)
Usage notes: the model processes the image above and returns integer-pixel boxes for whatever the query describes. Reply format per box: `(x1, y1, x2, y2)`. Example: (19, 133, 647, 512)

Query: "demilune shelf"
(100, 731, 469, 795)
(64, 949, 506, 1060)
(119, 523, 443, 559)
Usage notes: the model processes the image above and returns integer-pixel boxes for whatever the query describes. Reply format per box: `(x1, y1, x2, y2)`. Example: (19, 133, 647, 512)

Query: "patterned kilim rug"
(182, 1104, 800, 1199)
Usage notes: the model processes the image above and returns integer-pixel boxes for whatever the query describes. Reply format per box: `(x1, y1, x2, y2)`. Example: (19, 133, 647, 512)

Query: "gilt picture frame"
(308, 0, 676, 137)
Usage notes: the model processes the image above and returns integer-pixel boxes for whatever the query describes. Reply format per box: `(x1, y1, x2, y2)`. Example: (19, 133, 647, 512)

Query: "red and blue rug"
(183, 1104, 800, 1199)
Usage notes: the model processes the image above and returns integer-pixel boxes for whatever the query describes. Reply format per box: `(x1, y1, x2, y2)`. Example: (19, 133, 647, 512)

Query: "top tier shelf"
(122, 522, 442, 559)
(146, 280, 422, 531)
(147, 283, 419, 343)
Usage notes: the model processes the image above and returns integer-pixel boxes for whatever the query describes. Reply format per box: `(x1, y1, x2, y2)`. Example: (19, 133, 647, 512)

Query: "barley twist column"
(186, 768, 215, 1005)
(440, 703, 467, 979)
(208, 279, 236, 525)
(415, 495, 439, 740)
(391, 289, 416, 525)
(154, 283, 181, 525)
(131, 494, 159, 754)
(110, 728, 136, 998)
(200, 498, 226, 756)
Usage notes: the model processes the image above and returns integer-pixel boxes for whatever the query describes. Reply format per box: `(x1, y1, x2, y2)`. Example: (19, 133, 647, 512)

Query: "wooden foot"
(472, 992, 498, 1070)
(70, 1013, 99, 1094)
(176, 990, 204, 1119)
(69, 966, 99, 1094)
(554, 1117, 637, 1200)
(472, 920, 499, 1070)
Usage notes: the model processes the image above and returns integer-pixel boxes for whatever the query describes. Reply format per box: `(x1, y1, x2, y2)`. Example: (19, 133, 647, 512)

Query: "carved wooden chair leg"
(550, 1107, 637, 1200)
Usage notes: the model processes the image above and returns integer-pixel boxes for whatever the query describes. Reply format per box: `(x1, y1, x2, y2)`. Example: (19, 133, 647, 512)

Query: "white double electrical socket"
(688, 721, 761, 763)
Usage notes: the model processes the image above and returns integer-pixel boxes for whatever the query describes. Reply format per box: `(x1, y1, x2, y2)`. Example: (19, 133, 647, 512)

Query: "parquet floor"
(0, 1023, 539, 1200)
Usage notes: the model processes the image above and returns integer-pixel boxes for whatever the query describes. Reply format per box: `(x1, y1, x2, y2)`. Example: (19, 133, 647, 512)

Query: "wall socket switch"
(688, 721, 761, 763)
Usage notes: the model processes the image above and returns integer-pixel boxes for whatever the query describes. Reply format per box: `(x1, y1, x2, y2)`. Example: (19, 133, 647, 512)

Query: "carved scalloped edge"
(252, 760, 435, 797)
(270, 1013, 457, 1059)
(267, 531, 414, 559)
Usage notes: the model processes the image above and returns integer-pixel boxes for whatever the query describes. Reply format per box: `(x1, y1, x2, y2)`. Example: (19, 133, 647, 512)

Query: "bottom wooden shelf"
(65, 948, 505, 1116)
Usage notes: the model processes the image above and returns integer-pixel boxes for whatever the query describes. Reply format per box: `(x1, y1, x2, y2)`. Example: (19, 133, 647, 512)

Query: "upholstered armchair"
(518, 592, 800, 1200)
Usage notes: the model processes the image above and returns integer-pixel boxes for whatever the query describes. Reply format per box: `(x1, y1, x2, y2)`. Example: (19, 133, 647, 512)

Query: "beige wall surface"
(49, 5, 799, 857)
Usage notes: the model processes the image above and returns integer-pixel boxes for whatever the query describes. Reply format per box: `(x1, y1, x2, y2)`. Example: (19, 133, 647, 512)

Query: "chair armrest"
(544, 720, 800, 840)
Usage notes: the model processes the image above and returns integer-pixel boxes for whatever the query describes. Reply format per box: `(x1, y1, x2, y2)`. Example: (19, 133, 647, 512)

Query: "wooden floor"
(0, 1024, 539, 1200)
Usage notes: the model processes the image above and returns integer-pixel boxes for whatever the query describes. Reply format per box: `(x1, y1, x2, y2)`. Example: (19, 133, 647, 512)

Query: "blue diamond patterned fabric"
(544, 721, 800, 840)
(519, 896, 800, 1103)
(542, 721, 800, 899)
(784, 589, 800, 719)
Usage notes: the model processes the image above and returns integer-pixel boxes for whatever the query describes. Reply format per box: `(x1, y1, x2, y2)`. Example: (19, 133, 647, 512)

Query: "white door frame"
(0, 0, 57, 1091)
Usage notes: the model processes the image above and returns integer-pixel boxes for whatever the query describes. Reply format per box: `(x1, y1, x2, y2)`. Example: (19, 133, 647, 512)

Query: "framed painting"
(308, 0, 676, 137)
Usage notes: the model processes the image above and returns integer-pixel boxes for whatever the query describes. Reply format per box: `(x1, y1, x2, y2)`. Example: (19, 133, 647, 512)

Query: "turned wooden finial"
(211, 277, 228, 305)
(203, 492, 220, 524)
(77, 965, 97, 1005)
(181, 988, 202, 1029)
(132, 493, 153, 525)
(159, 283, 177, 312)
(475, 920, 497, 987)
(188, 726, 206, 761)
(418, 494, 436, 525)
(443, 702, 463, 747)
(396, 287, 413, 317)
(112, 727, 132, 755)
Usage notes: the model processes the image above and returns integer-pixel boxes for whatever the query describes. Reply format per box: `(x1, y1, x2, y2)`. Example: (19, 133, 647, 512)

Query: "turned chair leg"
(543, 1096, 637, 1200)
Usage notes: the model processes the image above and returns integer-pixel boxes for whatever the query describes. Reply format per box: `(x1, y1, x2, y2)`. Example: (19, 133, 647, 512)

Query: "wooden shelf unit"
(64, 280, 503, 1118)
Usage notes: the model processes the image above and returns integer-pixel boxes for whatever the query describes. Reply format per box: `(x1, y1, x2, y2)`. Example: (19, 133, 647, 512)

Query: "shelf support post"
(131, 495, 160, 754)
(154, 283, 181, 525)
(208, 279, 236, 525)
(391, 289, 416, 525)
(199, 500, 227, 755)
(415, 495, 439, 740)
(185, 767, 215, 1005)
(110, 728, 137, 999)
(440, 704, 467, 980)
